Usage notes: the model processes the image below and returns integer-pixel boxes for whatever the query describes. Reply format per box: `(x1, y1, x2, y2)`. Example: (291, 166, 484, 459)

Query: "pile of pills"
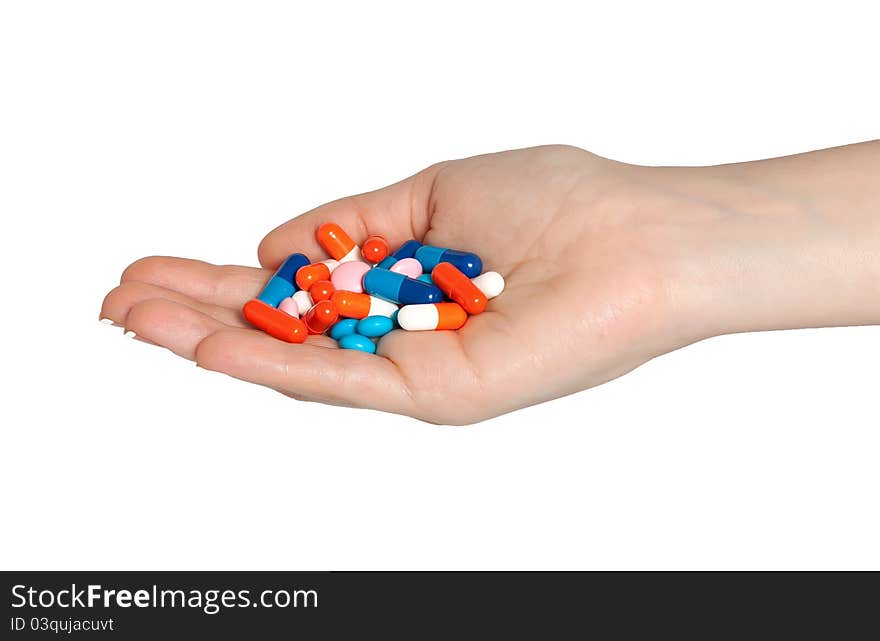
(242, 223, 505, 353)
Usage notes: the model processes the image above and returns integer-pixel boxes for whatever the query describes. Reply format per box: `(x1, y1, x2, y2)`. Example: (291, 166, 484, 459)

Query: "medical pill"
(310, 279, 335, 303)
(389, 257, 422, 279)
(296, 262, 331, 291)
(415, 246, 482, 278)
(317, 222, 360, 263)
(362, 235, 389, 263)
(303, 300, 339, 334)
(356, 315, 394, 338)
(291, 289, 313, 316)
(277, 297, 300, 318)
(377, 239, 422, 269)
(417, 274, 434, 285)
(320, 258, 340, 274)
(256, 252, 310, 307)
(330, 260, 370, 293)
(431, 262, 487, 315)
(243, 299, 308, 343)
(331, 291, 398, 319)
(471, 271, 505, 299)
(397, 303, 468, 331)
(363, 268, 444, 305)
(329, 318, 359, 340)
(338, 333, 377, 354)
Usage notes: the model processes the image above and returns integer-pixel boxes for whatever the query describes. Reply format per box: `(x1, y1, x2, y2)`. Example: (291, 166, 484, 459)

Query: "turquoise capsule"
(338, 333, 376, 354)
(329, 318, 359, 340)
(417, 274, 434, 285)
(357, 315, 394, 338)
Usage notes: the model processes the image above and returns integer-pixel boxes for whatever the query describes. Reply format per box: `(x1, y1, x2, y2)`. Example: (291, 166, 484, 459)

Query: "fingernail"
(100, 318, 115, 325)
(124, 330, 137, 338)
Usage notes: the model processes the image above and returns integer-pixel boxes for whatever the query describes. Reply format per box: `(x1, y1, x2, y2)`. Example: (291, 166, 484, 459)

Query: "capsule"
(361, 235, 389, 263)
(310, 279, 335, 303)
(331, 291, 398, 319)
(377, 239, 422, 269)
(417, 274, 434, 285)
(431, 263, 487, 315)
(291, 289, 313, 316)
(242, 299, 308, 343)
(303, 300, 339, 334)
(317, 222, 360, 263)
(363, 268, 444, 305)
(330, 260, 370, 293)
(397, 303, 468, 331)
(256, 253, 310, 307)
(415, 245, 482, 278)
(295, 262, 331, 291)
(338, 333, 376, 354)
(356, 315, 394, 338)
(471, 271, 505, 299)
(329, 318, 359, 340)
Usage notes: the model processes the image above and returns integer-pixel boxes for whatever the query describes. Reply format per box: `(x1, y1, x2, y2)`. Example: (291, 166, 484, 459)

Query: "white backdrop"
(1, 1, 878, 569)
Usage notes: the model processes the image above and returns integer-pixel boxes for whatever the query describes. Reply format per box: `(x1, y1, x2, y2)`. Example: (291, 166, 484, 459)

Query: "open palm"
(102, 146, 685, 424)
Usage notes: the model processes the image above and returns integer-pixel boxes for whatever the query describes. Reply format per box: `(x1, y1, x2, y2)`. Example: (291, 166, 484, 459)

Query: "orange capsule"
(295, 262, 331, 291)
(316, 222, 359, 262)
(361, 235, 389, 263)
(431, 262, 487, 314)
(242, 299, 308, 343)
(310, 279, 336, 303)
(397, 303, 468, 331)
(331, 291, 398, 319)
(303, 300, 339, 334)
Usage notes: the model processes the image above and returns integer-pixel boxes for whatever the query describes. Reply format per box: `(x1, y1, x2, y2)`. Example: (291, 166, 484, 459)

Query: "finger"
(121, 256, 271, 308)
(101, 281, 249, 328)
(195, 328, 416, 414)
(123, 298, 231, 360)
(257, 164, 446, 269)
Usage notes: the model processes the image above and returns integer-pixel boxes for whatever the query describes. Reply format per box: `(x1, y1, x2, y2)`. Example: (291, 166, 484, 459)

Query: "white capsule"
(368, 296, 399, 317)
(291, 289, 313, 316)
(398, 303, 467, 331)
(471, 271, 505, 299)
(338, 246, 362, 264)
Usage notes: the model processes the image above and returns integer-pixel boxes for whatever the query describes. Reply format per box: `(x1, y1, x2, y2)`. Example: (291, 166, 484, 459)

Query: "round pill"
(390, 257, 422, 279)
(329, 318, 359, 340)
(277, 297, 300, 318)
(356, 315, 394, 338)
(338, 333, 376, 354)
(310, 279, 335, 303)
(361, 235, 389, 263)
(331, 260, 371, 293)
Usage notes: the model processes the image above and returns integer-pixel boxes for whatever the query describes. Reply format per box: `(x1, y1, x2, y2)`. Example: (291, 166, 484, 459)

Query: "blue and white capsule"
(257, 253, 310, 307)
(414, 246, 482, 278)
(363, 268, 444, 305)
(377, 239, 422, 270)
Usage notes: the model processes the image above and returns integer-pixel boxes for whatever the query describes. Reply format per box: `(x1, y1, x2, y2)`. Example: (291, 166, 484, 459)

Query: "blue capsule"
(363, 268, 444, 305)
(338, 333, 376, 354)
(257, 253, 310, 307)
(377, 239, 422, 270)
(417, 274, 434, 285)
(329, 318, 359, 340)
(414, 246, 482, 278)
(357, 315, 394, 338)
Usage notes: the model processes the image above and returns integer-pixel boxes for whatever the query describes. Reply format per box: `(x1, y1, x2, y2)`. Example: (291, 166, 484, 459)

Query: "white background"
(1, 1, 878, 570)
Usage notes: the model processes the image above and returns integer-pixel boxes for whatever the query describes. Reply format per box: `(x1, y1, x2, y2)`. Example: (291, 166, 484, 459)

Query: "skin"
(100, 142, 880, 424)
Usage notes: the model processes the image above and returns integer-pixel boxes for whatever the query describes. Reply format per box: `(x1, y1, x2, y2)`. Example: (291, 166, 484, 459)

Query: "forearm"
(646, 142, 880, 339)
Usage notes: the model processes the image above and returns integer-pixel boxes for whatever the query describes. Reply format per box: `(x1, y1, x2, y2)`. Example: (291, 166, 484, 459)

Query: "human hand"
(100, 143, 880, 424)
